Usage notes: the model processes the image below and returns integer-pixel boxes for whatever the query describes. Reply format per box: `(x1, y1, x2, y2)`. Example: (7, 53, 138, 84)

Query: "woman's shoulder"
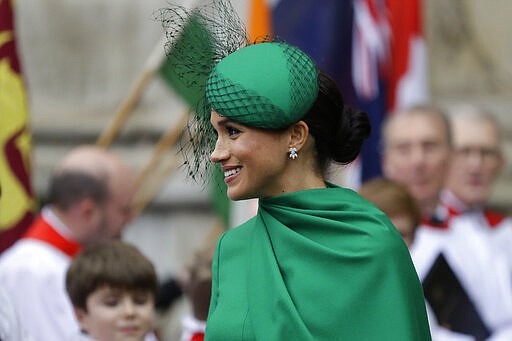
(216, 216, 257, 251)
(333, 190, 409, 257)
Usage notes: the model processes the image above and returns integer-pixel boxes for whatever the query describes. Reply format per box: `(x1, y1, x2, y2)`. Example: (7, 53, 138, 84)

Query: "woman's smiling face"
(209, 111, 291, 200)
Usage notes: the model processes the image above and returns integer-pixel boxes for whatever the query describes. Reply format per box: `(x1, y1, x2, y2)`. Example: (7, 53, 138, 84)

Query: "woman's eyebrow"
(217, 118, 232, 127)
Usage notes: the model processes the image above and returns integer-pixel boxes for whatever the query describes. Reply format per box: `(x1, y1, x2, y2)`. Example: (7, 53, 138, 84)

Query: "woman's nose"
(210, 139, 228, 163)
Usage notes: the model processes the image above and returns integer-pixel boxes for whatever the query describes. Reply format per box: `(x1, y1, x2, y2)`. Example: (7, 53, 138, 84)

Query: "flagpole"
(96, 0, 198, 148)
(134, 110, 190, 189)
(133, 154, 182, 214)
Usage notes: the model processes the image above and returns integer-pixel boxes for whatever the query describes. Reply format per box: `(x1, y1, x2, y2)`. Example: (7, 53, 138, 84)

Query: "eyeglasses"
(454, 146, 501, 162)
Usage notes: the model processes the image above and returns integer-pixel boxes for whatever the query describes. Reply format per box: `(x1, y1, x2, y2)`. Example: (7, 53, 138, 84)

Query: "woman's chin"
(227, 191, 243, 201)
(227, 187, 252, 201)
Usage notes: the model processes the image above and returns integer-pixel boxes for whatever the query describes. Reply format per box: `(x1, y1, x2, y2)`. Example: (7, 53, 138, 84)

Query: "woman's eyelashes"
(226, 125, 241, 137)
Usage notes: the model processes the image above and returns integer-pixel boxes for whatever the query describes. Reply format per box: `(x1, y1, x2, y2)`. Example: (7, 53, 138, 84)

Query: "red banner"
(0, 0, 35, 252)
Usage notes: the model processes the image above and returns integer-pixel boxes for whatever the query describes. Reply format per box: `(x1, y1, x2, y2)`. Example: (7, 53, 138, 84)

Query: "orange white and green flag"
(0, 0, 35, 252)
(248, 0, 272, 42)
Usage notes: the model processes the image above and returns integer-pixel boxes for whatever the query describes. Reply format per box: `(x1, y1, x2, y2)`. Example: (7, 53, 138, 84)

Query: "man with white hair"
(442, 105, 512, 269)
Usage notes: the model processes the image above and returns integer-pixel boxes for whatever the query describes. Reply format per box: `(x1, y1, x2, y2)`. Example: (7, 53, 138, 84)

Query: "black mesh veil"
(156, 0, 250, 184)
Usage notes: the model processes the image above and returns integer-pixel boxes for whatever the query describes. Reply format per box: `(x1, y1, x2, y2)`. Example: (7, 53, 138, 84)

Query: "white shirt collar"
(41, 206, 77, 241)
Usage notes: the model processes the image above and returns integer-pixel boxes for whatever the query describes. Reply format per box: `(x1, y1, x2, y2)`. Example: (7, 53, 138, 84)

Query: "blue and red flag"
(269, 0, 428, 185)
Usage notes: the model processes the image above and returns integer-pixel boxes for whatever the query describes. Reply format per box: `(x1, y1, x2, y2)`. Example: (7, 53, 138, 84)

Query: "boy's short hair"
(359, 177, 421, 230)
(66, 240, 158, 310)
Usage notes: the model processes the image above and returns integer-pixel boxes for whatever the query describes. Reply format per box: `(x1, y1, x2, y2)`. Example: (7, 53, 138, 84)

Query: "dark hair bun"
(303, 71, 371, 170)
(332, 106, 371, 164)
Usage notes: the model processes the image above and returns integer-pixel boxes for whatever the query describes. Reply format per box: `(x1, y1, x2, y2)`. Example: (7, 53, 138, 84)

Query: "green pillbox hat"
(206, 42, 319, 129)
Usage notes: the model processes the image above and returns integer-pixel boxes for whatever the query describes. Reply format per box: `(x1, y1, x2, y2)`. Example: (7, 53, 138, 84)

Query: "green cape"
(206, 185, 431, 340)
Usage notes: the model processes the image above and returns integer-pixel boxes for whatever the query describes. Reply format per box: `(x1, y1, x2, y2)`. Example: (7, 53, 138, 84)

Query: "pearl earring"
(288, 147, 298, 160)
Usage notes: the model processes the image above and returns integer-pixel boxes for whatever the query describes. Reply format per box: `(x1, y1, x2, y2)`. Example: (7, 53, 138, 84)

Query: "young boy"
(65, 240, 158, 341)
(358, 177, 421, 248)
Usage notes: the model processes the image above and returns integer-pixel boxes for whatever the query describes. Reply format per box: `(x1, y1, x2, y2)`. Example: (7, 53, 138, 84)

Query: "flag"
(386, 0, 428, 110)
(272, 0, 428, 184)
(248, 0, 273, 42)
(0, 0, 35, 252)
(353, 0, 428, 181)
(159, 12, 214, 108)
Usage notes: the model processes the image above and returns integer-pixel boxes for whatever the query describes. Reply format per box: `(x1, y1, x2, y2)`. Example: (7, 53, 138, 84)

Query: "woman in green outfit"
(159, 2, 431, 340)
(202, 41, 430, 341)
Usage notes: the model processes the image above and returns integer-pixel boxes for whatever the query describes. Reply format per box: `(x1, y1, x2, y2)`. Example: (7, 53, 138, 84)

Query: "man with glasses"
(441, 105, 512, 269)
